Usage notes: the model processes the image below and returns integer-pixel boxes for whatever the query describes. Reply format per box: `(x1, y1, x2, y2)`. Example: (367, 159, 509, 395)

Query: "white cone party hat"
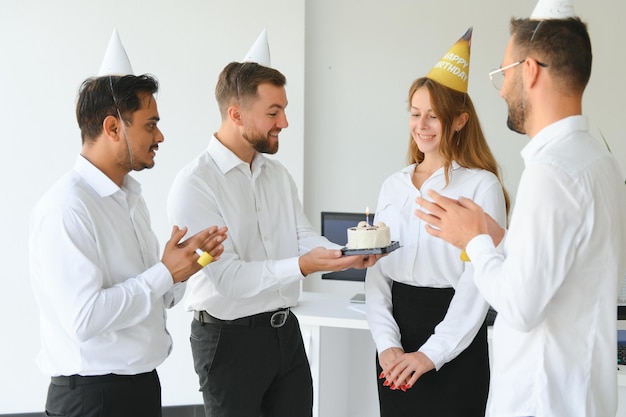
(530, 0, 576, 19)
(98, 29, 134, 76)
(241, 29, 271, 67)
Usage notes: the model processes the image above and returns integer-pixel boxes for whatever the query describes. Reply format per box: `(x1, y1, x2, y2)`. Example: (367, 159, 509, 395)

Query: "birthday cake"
(346, 221, 391, 250)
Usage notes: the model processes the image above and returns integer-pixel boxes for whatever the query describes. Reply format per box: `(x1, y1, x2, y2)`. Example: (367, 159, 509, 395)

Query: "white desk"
(293, 291, 369, 329)
(292, 291, 378, 417)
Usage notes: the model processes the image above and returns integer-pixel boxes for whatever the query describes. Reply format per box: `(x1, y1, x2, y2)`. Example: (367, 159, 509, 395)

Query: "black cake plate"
(341, 241, 400, 256)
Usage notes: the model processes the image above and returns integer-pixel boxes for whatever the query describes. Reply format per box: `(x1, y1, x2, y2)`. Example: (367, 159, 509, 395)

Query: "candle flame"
(365, 206, 369, 217)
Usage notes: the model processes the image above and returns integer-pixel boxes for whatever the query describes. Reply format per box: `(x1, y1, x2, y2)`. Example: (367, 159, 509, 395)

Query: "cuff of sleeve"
(466, 234, 497, 265)
(419, 343, 445, 371)
(147, 262, 175, 297)
(375, 339, 402, 356)
(275, 257, 306, 281)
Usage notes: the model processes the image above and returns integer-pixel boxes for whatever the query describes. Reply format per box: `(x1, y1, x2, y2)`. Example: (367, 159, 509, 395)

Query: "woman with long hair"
(366, 28, 509, 417)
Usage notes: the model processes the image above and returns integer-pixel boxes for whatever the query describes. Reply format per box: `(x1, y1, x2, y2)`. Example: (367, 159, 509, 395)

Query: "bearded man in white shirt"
(415, 13, 626, 417)
(30, 74, 227, 417)
(167, 61, 379, 416)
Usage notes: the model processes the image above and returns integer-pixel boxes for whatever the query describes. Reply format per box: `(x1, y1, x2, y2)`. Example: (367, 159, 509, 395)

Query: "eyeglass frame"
(488, 58, 548, 90)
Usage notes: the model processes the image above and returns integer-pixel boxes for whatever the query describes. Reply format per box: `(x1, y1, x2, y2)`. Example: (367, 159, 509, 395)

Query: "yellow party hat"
(425, 27, 472, 93)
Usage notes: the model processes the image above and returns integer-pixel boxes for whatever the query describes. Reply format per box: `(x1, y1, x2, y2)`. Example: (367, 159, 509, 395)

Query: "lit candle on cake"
(365, 206, 370, 226)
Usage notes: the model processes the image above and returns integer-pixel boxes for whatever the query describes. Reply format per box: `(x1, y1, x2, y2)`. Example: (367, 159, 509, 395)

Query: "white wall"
(302, 0, 626, 295)
(0, 0, 304, 412)
(1, 0, 625, 413)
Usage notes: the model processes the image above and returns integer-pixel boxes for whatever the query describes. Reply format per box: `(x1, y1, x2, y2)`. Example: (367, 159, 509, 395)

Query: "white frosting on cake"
(346, 221, 391, 249)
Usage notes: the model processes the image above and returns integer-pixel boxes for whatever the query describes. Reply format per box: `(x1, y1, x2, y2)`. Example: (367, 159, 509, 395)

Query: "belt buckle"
(270, 309, 289, 328)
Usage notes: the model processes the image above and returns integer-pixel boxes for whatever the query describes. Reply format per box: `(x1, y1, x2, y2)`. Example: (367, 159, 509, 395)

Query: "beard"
(505, 76, 527, 135)
(243, 129, 279, 155)
(506, 92, 526, 135)
(506, 105, 526, 135)
(118, 137, 156, 172)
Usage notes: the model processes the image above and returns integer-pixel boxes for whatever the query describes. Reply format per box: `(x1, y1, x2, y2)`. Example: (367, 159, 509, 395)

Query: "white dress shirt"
(167, 136, 333, 320)
(29, 156, 183, 377)
(466, 116, 626, 417)
(366, 162, 507, 369)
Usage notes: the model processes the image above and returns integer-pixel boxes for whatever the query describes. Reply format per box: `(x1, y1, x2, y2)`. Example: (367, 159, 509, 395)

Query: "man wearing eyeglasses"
(414, 9, 626, 417)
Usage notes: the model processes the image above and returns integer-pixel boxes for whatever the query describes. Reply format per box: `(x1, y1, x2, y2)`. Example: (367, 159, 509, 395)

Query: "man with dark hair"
(30, 73, 227, 417)
(414, 6, 626, 417)
(168, 58, 379, 416)
(76, 75, 158, 143)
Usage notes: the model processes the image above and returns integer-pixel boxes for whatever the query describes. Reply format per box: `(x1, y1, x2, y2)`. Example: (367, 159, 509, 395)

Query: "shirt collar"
(74, 155, 141, 198)
(521, 115, 588, 163)
(207, 134, 266, 175)
(400, 160, 461, 176)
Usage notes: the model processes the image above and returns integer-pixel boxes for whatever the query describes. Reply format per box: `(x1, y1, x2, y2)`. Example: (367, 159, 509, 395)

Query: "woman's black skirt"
(376, 281, 489, 417)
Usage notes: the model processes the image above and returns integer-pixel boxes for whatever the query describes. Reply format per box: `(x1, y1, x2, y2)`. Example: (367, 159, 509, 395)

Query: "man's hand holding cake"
(298, 246, 380, 276)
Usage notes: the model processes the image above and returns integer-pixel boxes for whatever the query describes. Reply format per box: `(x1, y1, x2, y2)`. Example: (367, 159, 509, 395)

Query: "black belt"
(51, 370, 155, 388)
(193, 308, 290, 328)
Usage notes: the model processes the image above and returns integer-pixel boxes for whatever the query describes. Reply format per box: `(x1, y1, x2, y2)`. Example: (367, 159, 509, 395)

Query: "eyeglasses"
(488, 59, 548, 90)
(488, 60, 523, 90)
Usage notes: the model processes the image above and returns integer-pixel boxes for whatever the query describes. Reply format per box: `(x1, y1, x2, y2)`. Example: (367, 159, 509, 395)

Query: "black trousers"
(44, 370, 162, 417)
(376, 282, 489, 417)
(190, 310, 313, 417)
